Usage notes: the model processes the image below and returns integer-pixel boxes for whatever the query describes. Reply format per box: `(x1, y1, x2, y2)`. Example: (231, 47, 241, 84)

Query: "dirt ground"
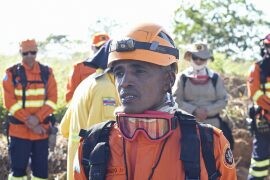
(0, 76, 269, 179)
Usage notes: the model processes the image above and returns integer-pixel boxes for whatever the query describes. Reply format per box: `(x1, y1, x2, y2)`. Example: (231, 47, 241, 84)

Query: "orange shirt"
(247, 63, 270, 120)
(74, 124, 237, 180)
(66, 62, 96, 102)
(2, 61, 57, 140)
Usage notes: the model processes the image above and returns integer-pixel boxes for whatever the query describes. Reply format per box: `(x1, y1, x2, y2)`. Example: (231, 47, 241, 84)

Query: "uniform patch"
(107, 167, 125, 176)
(103, 97, 116, 106)
(3, 73, 8, 81)
(223, 144, 235, 169)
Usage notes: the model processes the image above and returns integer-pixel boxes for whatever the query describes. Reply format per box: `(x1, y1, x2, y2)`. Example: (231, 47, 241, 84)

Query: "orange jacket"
(66, 62, 96, 102)
(2, 61, 57, 140)
(247, 62, 270, 120)
(74, 124, 237, 180)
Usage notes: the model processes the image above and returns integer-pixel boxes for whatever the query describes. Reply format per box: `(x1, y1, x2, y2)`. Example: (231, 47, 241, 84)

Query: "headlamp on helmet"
(110, 38, 179, 59)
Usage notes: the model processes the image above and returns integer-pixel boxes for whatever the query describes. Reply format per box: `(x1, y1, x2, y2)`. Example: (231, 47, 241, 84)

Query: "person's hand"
(31, 124, 47, 135)
(194, 108, 208, 121)
(26, 115, 39, 129)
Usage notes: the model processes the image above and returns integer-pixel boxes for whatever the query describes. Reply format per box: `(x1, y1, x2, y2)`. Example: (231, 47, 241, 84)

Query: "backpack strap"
(38, 63, 50, 101)
(257, 60, 268, 94)
(211, 73, 218, 88)
(9, 63, 50, 107)
(9, 63, 28, 108)
(198, 123, 221, 180)
(175, 111, 201, 180)
(181, 72, 219, 89)
(79, 120, 115, 180)
(180, 74, 188, 89)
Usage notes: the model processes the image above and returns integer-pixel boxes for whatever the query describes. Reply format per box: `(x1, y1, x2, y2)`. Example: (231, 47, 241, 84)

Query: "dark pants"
(9, 136, 49, 178)
(248, 130, 270, 180)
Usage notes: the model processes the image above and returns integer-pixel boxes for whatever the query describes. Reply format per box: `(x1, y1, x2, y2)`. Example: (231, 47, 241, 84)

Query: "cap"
(184, 42, 213, 61)
(20, 39, 38, 52)
(92, 33, 110, 47)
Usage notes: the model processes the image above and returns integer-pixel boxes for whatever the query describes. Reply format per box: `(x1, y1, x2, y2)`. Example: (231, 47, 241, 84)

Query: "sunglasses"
(192, 54, 207, 61)
(117, 111, 177, 142)
(22, 51, 37, 56)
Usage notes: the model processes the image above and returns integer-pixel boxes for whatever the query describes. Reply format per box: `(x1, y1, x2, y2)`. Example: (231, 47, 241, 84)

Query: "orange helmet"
(263, 34, 270, 44)
(20, 39, 38, 52)
(108, 23, 179, 67)
(92, 33, 110, 47)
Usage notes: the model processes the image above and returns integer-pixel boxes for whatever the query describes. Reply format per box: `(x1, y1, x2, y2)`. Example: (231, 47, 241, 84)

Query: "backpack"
(181, 71, 234, 150)
(256, 59, 270, 94)
(8, 62, 50, 108)
(180, 72, 218, 89)
(79, 111, 221, 180)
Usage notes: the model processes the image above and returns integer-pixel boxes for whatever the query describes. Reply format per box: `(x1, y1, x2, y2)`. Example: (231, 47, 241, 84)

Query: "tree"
(174, 0, 270, 59)
(88, 17, 122, 38)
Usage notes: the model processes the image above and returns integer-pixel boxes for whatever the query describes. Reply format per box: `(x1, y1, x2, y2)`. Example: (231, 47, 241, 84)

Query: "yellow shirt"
(59, 69, 120, 180)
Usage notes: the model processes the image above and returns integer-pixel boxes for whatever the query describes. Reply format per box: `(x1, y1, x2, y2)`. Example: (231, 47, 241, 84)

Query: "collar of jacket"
(22, 61, 40, 74)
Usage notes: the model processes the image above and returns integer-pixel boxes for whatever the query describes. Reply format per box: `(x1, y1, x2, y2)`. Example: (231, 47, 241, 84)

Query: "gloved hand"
(48, 126, 58, 151)
(256, 117, 270, 134)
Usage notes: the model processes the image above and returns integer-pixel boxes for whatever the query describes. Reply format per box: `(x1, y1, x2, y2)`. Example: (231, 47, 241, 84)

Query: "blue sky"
(0, 0, 269, 55)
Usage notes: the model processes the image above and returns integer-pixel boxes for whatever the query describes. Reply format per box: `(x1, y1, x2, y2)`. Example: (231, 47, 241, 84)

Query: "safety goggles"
(22, 51, 37, 56)
(192, 54, 207, 61)
(117, 111, 177, 142)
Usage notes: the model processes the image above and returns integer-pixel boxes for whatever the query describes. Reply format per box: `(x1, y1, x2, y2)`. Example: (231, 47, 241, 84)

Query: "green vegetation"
(174, 0, 270, 58)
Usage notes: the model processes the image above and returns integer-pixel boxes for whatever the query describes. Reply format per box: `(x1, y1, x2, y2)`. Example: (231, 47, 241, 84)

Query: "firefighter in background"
(247, 34, 270, 179)
(172, 43, 234, 150)
(74, 23, 236, 180)
(2, 39, 57, 180)
(60, 40, 120, 180)
(65, 33, 110, 103)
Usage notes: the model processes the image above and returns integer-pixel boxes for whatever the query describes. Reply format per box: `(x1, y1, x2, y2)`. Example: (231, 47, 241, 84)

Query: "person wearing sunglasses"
(73, 23, 236, 180)
(172, 43, 234, 147)
(247, 34, 270, 179)
(2, 39, 57, 179)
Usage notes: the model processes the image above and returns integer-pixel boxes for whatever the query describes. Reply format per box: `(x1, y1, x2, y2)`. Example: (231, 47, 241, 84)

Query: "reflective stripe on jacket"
(2, 61, 57, 140)
(74, 124, 237, 180)
(247, 63, 270, 120)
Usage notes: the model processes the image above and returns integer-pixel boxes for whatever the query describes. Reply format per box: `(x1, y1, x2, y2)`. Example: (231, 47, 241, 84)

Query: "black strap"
(38, 63, 50, 101)
(80, 120, 115, 179)
(181, 72, 218, 90)
(7, 115, 54, 125)
(211, 73, 218, 88)
(181, 74, 188, 89)
(198, 123, 221, 180)
(176, 111, 201, 180)
(17, 65, 27, 108)
(257, 60, 268, 94)
(110, 39, 179, 59)
(9, 63, 50, 108)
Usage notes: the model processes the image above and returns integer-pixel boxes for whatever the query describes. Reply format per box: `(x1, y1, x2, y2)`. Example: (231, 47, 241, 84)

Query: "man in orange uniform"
(73, 23, 237, 180)
(65, 33, 110, 102)
(247, 34, 270, 179)
(2, 39, 57, 180)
